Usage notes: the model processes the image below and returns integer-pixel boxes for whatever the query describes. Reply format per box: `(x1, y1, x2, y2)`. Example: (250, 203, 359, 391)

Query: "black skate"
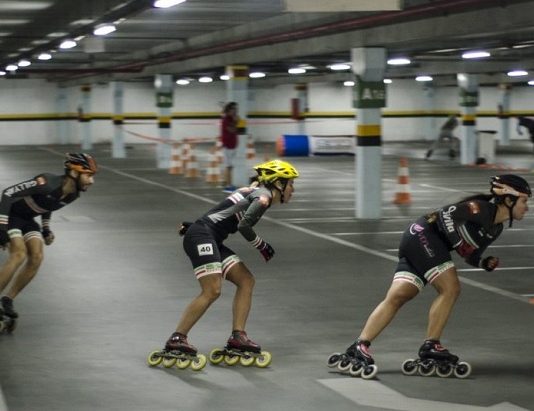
(327, 339, 378, 379)
(0, 297, 18, 334)
(147, 332, 207, 371)
(209, 330, 272, 368)
(401, 339, 471, 378)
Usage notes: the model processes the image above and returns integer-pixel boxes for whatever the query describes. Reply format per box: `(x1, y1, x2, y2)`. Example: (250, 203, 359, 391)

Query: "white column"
(112, 81, 126, 158)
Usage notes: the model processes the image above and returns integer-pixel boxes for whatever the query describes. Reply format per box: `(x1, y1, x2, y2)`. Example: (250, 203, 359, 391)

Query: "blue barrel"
(276, 134, 309, 156)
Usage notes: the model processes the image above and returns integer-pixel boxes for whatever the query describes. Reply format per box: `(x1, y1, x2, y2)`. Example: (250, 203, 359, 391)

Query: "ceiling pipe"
(63, 0, 518, 80)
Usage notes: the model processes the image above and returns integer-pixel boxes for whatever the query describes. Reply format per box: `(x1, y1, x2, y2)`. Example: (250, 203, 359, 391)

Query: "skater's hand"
(455, 241, 475, 258)
(481, 256, 499, 272)
(178, 221, 192, 237)
(0, 230, 9, 249)
(258, 241, 275, 262)
(42, 228, 54, 245)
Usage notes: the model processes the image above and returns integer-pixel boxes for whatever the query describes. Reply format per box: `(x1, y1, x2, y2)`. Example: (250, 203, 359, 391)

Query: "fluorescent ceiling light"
(329, 63, 351, 71)
(198, 76, 213, 83)
(415, 75, 433, 82)
(507, 70, 528, 77)
(528, 80, 534, 86)
(387, 58, 411, 65)
(47, 32, 68, 38)
(59, 40, 77, 49)
(94, 24, 116, 36)
(288, 67, 306, 74)
(0, 32, 12, 37)
(0, 19, 29, 25)
(31, 39, 49, 45)
(343, 81, 355, 87)
(0, 71, 6, 76)
(219, 74, 230, 81)
(154, 0, 187, 8)
(0, 2, 51, 11)
(462, 50, 490, 59)
(384, 79, 392, 84)
(38, 53, 52, 60)
(18, 47, 31, 52)
(18, 60, 31, 67)
(176, 79, 190, 85)
(5, 64, 18, 71)
(249, 72, 266, 78)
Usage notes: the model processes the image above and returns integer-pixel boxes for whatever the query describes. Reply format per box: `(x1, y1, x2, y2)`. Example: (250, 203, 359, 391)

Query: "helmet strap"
(272, 180, 288, 203)
(505, 196, 518, 228)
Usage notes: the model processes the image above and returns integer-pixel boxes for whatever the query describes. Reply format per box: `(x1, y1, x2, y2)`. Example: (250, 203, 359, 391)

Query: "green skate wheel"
(147, 350, 163, 367)
(190, 354, 207, 371)
(254, 351, 272, 368)
(209, 348, 224, 365)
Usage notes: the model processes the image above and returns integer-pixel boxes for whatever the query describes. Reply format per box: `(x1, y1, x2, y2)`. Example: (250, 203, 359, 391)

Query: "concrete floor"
(1, 142, 534, 411)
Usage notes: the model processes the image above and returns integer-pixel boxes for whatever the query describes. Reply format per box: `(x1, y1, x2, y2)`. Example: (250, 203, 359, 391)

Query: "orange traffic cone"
(205, 147, 221, 185)
(214, 139, 224, 165)
(185, 144, 199, 178)
(393, 157, 411, 205)
(246, 136, 256, 160)
(168, 143, 183, 175)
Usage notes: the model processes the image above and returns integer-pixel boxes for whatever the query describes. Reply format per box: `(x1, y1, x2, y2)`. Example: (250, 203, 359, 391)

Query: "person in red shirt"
(220, 102, 239, 192)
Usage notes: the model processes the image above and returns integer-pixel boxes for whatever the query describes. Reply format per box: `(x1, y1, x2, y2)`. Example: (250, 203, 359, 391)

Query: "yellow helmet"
(253, 159, 299, 184)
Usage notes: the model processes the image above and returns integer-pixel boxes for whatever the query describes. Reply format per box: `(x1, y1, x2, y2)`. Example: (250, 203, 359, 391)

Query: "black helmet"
(490, 175, 531, 198)
(64, 153, 98, 174)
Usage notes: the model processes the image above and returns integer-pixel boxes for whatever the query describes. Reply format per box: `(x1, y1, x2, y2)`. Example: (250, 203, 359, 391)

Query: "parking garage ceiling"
(1, 0, 534, 87)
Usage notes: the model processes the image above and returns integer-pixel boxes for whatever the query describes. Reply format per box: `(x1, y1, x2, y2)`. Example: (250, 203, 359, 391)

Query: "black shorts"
(182, 222, 240, 279)
(7, 214, 42, 242)
(394, 218, 454, 290)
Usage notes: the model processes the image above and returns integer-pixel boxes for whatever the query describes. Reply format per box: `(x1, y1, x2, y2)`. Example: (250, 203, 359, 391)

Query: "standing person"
(517, 116, 534, 152)
(425, 115, 459, 159)
(220, 101, 239, 193)
(152, 160, 299, 367)
(329, 175, 531, 379)
(0, 153, 97, 331)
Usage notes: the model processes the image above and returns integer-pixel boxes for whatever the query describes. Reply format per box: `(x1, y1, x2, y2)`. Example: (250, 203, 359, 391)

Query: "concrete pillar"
(352, 47, 386, 219)
(423, 85, 436, 141)
(154, 74, 173, 169)
(498, 83, 511, 146)
(112, 81, 126, 158)
(457, 73, 479, 165)
(294, 83, 308, 135)
(79, 84, 92, 150)
(55, 86, 68, 145)
(226, 65, 249, 187)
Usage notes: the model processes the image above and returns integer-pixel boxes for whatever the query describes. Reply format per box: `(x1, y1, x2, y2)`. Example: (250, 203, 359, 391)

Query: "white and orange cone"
(393, 157, 412, 205)
(205, 147, 221, 185)
(168, 143, 183, 175)
(246, 136, 256, 160)
(185, 144, 199, 178)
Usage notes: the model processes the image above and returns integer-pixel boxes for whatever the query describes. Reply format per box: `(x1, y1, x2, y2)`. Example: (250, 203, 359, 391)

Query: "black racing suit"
(394, 199, 502, 290)
(0, 173, 79, 243)
(183, 186, 273, 278)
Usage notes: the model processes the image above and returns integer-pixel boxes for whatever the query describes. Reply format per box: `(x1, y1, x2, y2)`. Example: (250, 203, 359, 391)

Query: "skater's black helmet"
(490, 175, 531, 199)
(64, 153, 98, 174)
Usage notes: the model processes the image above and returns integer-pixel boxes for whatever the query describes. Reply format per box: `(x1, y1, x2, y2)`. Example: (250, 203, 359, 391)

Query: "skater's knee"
(26, 252, 43, 268)
(438, 283, 461, 301)
(8, 249, 28, 265)
(201, 285, 222, 302)
(238, 274, 255, 291)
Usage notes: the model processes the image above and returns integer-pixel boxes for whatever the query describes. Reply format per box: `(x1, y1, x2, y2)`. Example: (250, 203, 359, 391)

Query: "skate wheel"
(176, 358, 191, 369)
(239, 355, 256, 367)
(436, 363, 453, 378)
(254, 351, 272, 368)
(327, 353, 342, 368)
(162, 357, 177, 368)
(190, 354, 207, 371)
(224, 354, 240, 366)
(348, 362, 362, 377)
(418, 361, 436, 377)
(401, 359, 418, 376)
(147, 350, 163, 367)
(337, 356, 352, 372)
(361, 364, 378, 380)
(209, 348, 224, 365)
(453, 361, 472, 379)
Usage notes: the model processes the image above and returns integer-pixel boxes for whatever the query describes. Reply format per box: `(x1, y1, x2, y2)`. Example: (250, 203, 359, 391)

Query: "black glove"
(455, 241, 475, 258)
(178, 222, 193, 236)
(41, 228, 55, 245)
(257, 241, 275, 262)
(481, 256, 499, 272)
(0, 230, 9, 247)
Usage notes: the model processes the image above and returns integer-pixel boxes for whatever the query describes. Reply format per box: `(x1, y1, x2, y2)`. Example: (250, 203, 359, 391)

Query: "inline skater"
(149, 159, 299, 369)
(0, 153, 97, 332)
(328, 174, 531, 379)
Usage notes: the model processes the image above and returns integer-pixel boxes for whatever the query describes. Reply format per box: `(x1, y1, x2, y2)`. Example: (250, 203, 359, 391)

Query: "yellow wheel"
(239, 355, 256, 367)
(162, 357, 177, 368)
(209, 348, 225, 365)
(147, 350, 163, 367)
(191, 354, 207, 371)
(224, 354, 240, 366)
(176, 358, 191, 369)
(254, 351, 272, 368)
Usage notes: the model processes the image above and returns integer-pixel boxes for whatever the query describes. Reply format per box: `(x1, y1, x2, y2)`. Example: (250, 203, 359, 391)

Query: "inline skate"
(0, 297, 17, 334)
(327, 339, 378, 379)
(209, 330, 272, 368)
(147, 332, 207, 371)
(401, 339, 471, 378)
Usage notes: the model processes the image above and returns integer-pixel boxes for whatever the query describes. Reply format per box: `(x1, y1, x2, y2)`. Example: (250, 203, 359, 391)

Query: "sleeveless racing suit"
(394, 199, 503, 290)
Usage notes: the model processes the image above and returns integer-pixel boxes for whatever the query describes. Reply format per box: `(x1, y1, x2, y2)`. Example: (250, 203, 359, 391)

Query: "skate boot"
(0, 297, 18, 333)
(1, 296, 18, 319)
(327, 339, 378, 379)
(209, 330, 272, 368)
(401, 339, 472, 378)
(147, 332, 207, 371)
